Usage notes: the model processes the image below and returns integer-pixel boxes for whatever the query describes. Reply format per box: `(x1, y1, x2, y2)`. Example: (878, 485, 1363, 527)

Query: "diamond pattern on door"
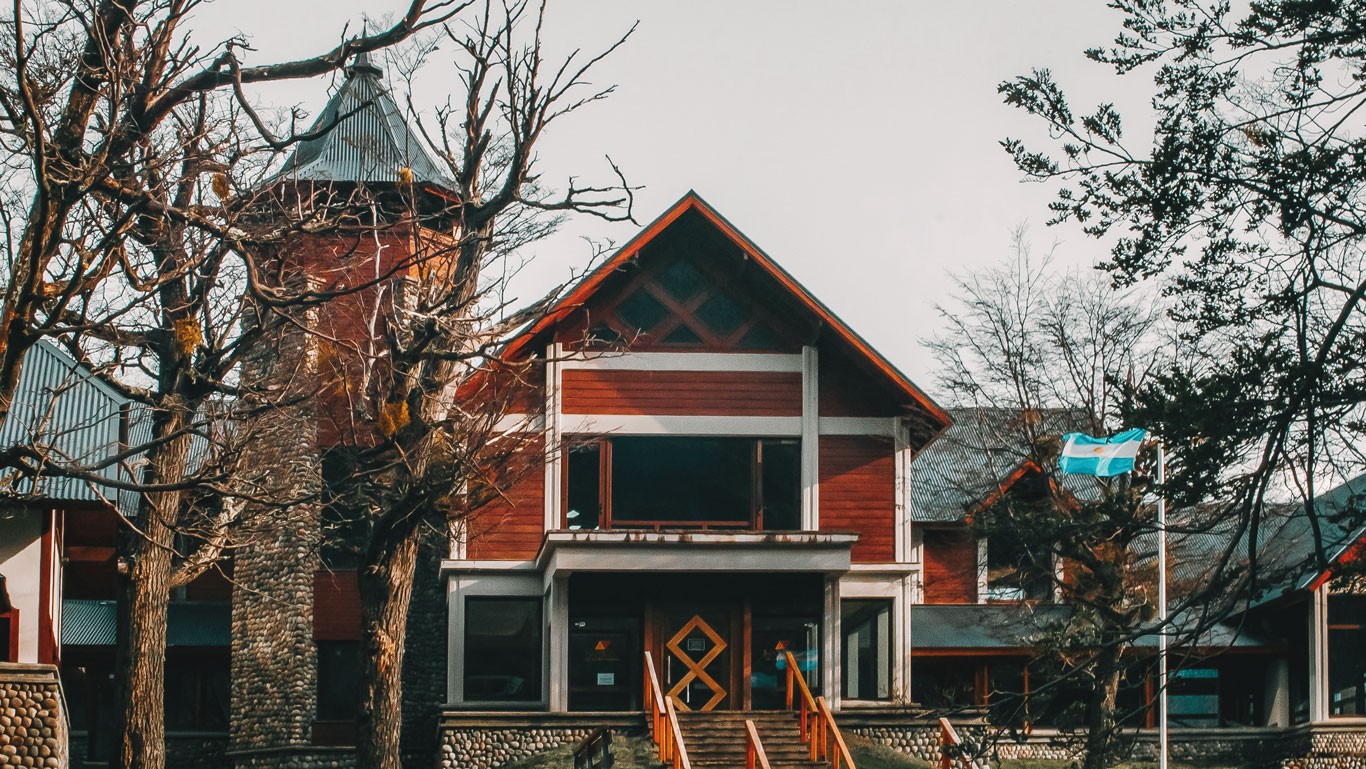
(665, 614, 728, 711)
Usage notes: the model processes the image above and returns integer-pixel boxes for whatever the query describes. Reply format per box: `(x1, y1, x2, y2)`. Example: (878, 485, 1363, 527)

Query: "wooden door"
(653, 606, 743, 711)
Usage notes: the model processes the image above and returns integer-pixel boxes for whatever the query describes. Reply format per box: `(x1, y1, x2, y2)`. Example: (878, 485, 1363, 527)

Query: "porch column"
(801, 346, 819, 530)
(823, 574, 840, 710)
(548, 575, 570, 712)
(1309, 586, 1329, 722)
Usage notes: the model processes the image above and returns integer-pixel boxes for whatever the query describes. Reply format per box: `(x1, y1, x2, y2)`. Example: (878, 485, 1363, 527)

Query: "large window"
(464, 597, 543, 703)
(564, 436, 800, 530)
(841, 600, 891, 701)
(1329, 594, 1366, 717)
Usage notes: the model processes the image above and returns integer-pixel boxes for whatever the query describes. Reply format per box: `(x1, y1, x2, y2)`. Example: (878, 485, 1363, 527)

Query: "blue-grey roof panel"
(62, 599, 230, 647)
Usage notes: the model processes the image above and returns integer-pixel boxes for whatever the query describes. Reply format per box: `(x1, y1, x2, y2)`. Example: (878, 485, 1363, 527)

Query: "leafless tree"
(0, 3, 464, 769)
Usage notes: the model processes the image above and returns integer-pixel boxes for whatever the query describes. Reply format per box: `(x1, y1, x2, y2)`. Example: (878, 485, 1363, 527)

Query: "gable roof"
(500, 191, 951, 431)
(272, 52, 453, 189)
(912, 407, 1091, 522)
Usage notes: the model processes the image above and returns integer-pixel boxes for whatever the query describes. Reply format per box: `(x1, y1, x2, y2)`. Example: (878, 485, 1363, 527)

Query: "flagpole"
(1157, 441, 1168, 769)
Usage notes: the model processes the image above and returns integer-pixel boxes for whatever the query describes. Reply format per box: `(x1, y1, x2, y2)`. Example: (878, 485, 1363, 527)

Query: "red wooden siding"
(465, 441, 546, 560)
(923, 528, 978, 604)
(819, 436, 896, 562)
(819, 351, 900, 417)
(561, 369, 802, 416)
(313, 571, 361, 641)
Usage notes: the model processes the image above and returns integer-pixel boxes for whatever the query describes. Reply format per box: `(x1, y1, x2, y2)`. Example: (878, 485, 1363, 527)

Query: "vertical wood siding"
(923, 528, 978, 604)
(819, 435, 896, 562)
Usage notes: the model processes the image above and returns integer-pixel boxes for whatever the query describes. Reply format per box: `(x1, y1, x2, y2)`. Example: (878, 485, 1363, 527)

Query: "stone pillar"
(228, 279, 324, 764)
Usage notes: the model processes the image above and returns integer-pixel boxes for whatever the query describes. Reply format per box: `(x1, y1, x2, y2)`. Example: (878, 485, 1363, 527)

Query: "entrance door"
(654, 606, 741, 711)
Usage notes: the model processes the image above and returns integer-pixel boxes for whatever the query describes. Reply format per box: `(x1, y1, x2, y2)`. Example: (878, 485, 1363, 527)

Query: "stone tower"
(228, 52, 456, 769)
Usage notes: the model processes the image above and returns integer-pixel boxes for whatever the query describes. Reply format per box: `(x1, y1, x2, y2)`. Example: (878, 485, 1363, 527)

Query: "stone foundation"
(225, 746, 353, 769)
(437, 713, 643, 769)
(0, 663, 67, 769)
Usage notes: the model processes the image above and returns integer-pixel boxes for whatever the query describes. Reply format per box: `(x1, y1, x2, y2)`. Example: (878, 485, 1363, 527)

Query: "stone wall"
(438, 713, 642, 769)
(224, 747, 353, 769)
(0, 663, 67, 769)
(229, 282, 324, 758)
(401, 538, 448, 769)
(842, 711, 1366, 769)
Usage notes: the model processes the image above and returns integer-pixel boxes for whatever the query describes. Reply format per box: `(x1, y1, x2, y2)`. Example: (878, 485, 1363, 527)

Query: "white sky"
(192, 1, 1156, 396)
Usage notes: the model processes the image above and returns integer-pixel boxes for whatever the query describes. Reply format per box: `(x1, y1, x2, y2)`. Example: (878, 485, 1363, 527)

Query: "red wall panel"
(465, 443, 546, 560)
(819, 436, 896, 563)
(562, 369, 801, 416)
(313, 571, 361, 641)
(923, 528, 978, 604)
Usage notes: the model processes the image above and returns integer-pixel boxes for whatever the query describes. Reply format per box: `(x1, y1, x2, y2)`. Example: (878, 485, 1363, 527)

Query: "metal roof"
(911, 604, 1275, 650)
(273, 52, 453, 188)
(62, 599, 230, 647)
(0, 341, 147, 514)
(910, 408, 1092, 522)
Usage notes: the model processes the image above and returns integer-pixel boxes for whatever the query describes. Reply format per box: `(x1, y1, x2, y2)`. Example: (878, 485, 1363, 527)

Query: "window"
(568, 616, 638, 711)
(164, 654, 229, 732)
(1328, 595, 1366, 717)
(985, 533, 1052, 603)
(565, 436, 801, 530)
(752, 616, 821, 709)
(464, 597, 543, 702)
(841, 600, 891, 700)
(317, 641, 361, 721)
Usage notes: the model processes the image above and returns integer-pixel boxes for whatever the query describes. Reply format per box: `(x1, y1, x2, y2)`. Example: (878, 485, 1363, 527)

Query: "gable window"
(564, 436, 800, 530)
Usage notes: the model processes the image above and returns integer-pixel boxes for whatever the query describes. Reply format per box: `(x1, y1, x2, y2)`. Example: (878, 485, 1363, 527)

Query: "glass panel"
(738, 323, 782, 351)
(841, 600, 891, 700)
(317, 641, 361, 720)
(566, 443, 601, 530)
(696, 294, 747, 337)
(660, 324, 704, 345)
(586, 324, 626, 348)
(911, 658, 978, 712)
(569, 616, 637, 711)
(761, 440, 801, 530)
(615, 290, 669, 333)
(465, 597, 543, 702)
(1169, 667, 1220, 727)
(656, 261, 707, 301)
(986, 533, 1052, 602)
(611, 437, 752, 525)
(1329, 595, 1366, 717)
(752, 616, 820, 709)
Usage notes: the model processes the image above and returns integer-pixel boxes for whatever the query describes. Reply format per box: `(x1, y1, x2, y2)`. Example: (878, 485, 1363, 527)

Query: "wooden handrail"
(665, 695, 692, 769)
(645, 651, 690, 769)
(783, 650, 856, 769)
(937, 717, 973, 769)
(745, 719, 773, 769)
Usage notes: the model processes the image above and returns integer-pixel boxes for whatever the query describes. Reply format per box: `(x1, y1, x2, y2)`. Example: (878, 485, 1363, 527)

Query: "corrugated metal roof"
(0, 341, 146, 514)
(911, 408, 1093, 522)
(61, 599, 230, 647)
(273, 52, 453, 188)
(911, 604, 1275, 650)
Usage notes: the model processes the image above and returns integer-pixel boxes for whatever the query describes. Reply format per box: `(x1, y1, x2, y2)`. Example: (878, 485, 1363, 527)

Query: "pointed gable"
(503, 192, 951, 440)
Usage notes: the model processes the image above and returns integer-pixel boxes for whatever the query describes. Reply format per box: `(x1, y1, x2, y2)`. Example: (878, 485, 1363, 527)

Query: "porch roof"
(534, 530, 857, 579)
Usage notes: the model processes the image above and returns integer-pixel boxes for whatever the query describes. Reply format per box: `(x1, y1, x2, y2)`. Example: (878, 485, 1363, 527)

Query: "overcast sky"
(193, 1, 1155, 396)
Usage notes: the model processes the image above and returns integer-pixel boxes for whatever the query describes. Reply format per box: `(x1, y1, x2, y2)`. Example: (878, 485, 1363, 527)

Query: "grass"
(844, 733, 936, 769)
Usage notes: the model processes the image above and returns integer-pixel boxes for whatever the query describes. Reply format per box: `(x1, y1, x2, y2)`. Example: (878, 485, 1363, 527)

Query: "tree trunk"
(111, 426, 192, 769)
(1081, 642, 1125, 769)
(357, 522, 422, 769)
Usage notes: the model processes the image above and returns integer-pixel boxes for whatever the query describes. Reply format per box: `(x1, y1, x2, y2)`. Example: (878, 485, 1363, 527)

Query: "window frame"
(460, 595, 546, 707)
(560, 435, 801, 532)
(840, 599, 893, 702)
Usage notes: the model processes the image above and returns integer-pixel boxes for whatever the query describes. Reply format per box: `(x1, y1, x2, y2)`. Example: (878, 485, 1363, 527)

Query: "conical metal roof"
(273, 51, 454, 189)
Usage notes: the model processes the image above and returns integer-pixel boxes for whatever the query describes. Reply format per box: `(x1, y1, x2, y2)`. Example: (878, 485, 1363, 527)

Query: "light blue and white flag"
(1059, 428, 1147, 477)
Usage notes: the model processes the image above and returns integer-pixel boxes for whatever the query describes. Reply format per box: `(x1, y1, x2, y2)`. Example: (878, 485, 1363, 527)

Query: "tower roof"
(272, 51, 454, 189)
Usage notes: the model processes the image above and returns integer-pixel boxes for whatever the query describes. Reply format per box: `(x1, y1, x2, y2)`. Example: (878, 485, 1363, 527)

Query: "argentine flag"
(1059, 428, 1146, 477)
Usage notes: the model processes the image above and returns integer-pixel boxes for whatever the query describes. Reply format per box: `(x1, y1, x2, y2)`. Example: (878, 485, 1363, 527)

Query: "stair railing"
(937, 717, 973, 769)
(783, 651, 856, 769)
(744, 719, 773, 769)
(645, 651, 691, 769)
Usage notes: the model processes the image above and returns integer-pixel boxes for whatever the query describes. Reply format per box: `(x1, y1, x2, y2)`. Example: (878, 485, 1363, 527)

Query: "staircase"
(676, 710, 824, 769)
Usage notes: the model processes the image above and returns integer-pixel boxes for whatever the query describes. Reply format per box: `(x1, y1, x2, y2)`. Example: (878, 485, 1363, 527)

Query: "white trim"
(818, 417, 897, 436)
(544, 344, 563, 532)
(548, 576, 570, 712)
(976, 538, 989, 605)
(561, 351, 803, 372)
(824, 575, 841, 710)
(561, 414, 802, 436)
(894, 422, 911, 563)
(447, 572, 546, 707)
(802, 346, 820, 530)
(493, 413, 545, 433)
(1310, 586, 1329, 722)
